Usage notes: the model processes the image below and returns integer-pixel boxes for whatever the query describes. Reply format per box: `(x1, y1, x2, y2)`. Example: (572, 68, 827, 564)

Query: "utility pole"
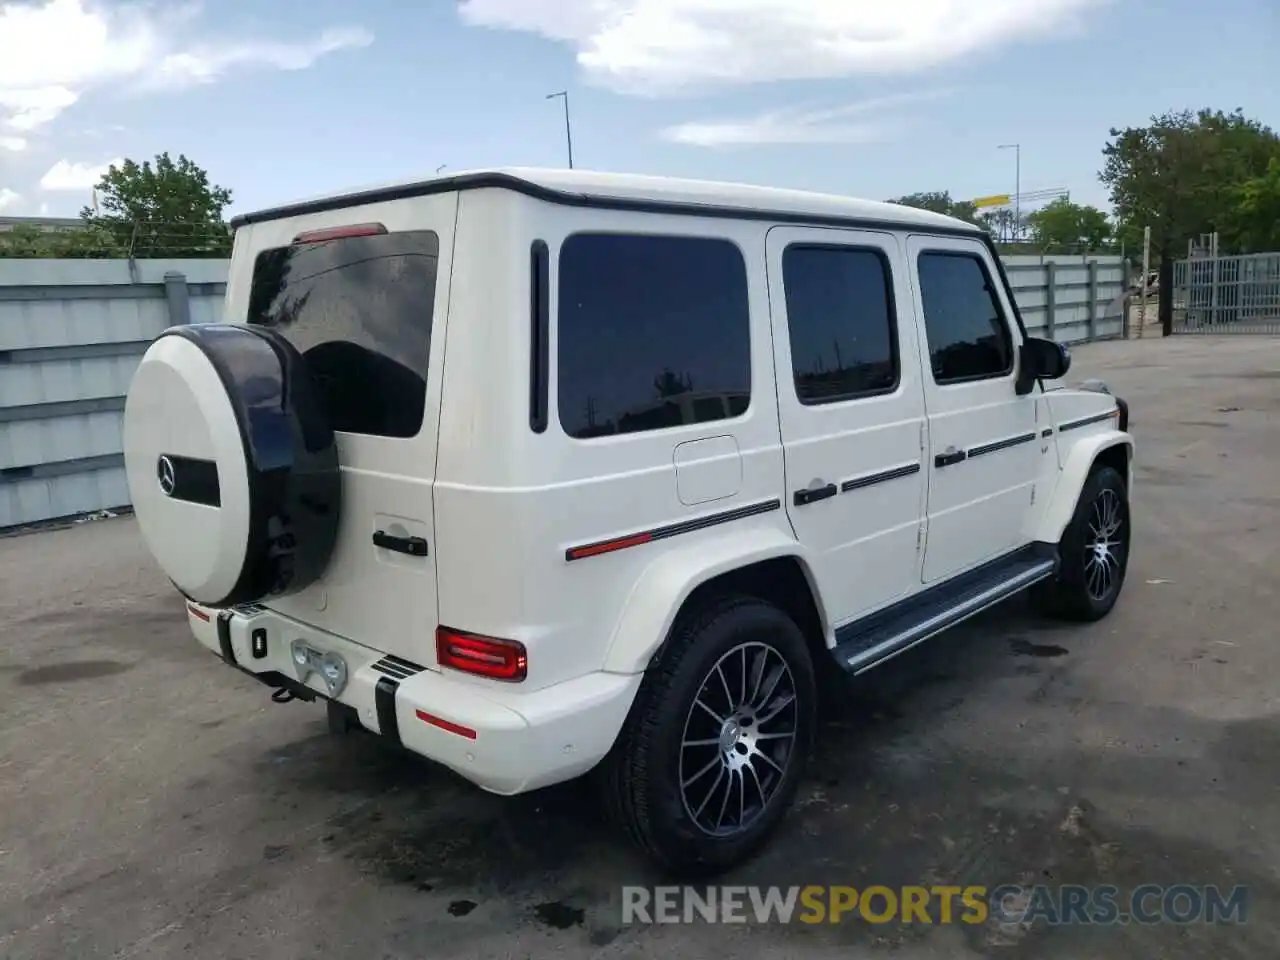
(998, 144, 1021, 240)
(546, 91, 574, 168)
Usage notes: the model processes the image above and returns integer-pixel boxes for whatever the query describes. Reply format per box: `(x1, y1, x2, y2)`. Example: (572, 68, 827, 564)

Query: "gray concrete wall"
(0, 252, 1127, 529)
(1003, 253, 1128, 343)
(0, 259, 226, 529)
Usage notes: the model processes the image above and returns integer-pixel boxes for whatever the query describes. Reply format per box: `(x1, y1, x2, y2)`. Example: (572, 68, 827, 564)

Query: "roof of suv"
(230, 166, 984, 235)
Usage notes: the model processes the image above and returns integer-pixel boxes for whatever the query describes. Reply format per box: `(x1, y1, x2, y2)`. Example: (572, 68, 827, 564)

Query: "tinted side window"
(782, 245, 898, 403)
(557, 233, 751, 440)
(916, 251, 1013, 383)
(248, 230, 438, 438)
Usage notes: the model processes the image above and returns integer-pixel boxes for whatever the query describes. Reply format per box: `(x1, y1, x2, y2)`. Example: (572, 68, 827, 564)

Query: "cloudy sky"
(0, 0, 1276, 219)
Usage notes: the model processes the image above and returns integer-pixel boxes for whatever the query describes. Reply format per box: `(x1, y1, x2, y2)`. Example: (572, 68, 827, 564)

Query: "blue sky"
(1, 0, 1277, 220)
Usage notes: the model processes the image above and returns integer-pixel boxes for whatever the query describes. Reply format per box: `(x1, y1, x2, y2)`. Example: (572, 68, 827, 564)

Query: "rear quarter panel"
(432, 195, 793, 692)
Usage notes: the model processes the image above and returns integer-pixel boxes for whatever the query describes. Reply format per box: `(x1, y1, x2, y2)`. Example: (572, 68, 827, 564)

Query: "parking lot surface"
(2, 336, 1279, 959)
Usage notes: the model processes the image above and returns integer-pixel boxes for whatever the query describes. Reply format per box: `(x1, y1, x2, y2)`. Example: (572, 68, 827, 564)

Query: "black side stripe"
(566, 498, 782, 561)
(1058, 410, 1117, 432)
(842, 462, 921, 493)
(967, 432, 1037, 459)
(216, 610, 237, 666)
(375, 676, 402, 747)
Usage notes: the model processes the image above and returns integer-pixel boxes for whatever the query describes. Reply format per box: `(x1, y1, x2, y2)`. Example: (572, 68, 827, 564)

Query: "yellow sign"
(972, 194, 1011, 209)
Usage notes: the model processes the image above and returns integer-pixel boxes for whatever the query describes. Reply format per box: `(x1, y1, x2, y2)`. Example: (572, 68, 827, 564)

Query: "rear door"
(765, 226, 928, 625)
(229, 194, 456, 667)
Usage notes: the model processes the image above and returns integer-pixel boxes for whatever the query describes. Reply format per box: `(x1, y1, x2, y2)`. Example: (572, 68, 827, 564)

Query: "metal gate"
(1171, 252, 1280, 334)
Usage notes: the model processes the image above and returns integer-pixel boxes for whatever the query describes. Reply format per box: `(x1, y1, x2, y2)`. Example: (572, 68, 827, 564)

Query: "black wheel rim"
(1084, 487, 1127, 601)
(678, 641, 799, 838)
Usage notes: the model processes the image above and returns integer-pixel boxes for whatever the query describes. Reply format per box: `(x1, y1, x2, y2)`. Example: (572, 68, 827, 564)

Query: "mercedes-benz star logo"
(157, 455, 176, 497)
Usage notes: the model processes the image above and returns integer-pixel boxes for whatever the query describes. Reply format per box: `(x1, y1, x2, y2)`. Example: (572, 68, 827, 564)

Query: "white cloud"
(142, 26, 373, 91)
(459, 0, 1106, 94)
(0, 0, 373, 131)
(662, 90, 952, 146)
(0, 133, 27, 150)
(39, 157, 120, 190)
(0, 86, 78, 131)
(0, 186, 19, 209)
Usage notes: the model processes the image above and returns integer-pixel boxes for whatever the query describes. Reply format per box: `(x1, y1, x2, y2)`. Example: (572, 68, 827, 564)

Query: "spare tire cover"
(123, 323, 341, 607)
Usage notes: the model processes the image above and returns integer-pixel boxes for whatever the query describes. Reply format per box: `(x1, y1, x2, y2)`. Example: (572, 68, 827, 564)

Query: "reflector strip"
(568, 532, 653, 560)
(416, 709, 478, 740)
(187, 603, 211, 622)
(564, 498, 782, 562)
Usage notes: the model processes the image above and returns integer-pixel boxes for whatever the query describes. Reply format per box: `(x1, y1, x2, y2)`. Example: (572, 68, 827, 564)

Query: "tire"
(597, 595, 817, 877)
(122, 324, 341, 607)
(1033, 465, 1130, 622)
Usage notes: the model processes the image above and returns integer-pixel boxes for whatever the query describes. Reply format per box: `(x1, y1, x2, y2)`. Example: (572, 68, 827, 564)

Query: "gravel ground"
(1, 335, 1278, 960)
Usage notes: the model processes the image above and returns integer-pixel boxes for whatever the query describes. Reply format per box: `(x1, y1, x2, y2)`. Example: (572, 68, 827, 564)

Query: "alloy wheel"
(678, 641, 799, 837)
(1084, 487, 1127, 601)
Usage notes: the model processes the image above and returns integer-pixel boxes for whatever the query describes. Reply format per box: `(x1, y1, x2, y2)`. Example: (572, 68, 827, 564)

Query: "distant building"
(0, 215, 85, 233)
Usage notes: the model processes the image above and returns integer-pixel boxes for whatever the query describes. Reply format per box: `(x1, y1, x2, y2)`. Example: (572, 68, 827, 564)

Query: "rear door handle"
(934, 446, 967, 468)
(372, 531, 429, 556)
(794, 483, 838, 507)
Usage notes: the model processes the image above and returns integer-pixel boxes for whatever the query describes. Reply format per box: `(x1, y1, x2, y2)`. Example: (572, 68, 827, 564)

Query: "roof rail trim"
(229, 171, 987, 239)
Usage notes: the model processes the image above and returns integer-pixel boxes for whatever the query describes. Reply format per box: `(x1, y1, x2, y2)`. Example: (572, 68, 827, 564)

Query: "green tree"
(1100, 108, 1280, 256)
(1219, 156, 1280, 252)
(0, 224, 51, 257)
(888, 190, 980, 224)
(1024, 197, 1113, 252)
(0, 221, 123, 259)
(80, 152, 233, 257)
(978, 207, 1021, 243)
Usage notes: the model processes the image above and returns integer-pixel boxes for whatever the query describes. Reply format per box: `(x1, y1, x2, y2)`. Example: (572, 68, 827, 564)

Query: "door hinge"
(919, 421, 926, 452)
(1030, 486, 1037, 505)
(915, 523, 924, 551)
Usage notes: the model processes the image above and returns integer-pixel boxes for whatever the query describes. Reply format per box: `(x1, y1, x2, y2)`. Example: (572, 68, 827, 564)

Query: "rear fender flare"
(601, 528, 832, 676)
(1033, 431, 1134, 545)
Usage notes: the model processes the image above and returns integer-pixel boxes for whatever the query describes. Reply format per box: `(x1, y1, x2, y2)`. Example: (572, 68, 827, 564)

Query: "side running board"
(833, 544, 1058, 675)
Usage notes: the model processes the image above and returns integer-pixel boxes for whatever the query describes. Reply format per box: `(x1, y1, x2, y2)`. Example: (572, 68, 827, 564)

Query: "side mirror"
(1015, 337, 1071, 395)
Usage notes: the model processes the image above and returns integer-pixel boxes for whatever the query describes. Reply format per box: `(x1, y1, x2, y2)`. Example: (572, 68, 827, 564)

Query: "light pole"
(546, 90, 574, 169)
(998, 143, 1021, 240)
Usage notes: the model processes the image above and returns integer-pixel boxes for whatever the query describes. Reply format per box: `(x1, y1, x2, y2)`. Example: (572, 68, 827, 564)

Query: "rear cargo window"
(247, 230, 439, 438)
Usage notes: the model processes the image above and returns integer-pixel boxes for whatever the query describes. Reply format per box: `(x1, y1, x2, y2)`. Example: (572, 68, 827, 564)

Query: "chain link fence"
(1171, 252, 1280, 334)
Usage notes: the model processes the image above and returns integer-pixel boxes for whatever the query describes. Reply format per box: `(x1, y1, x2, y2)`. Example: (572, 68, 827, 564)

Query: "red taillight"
(435, 627, 527, 682)
(186, 603, 211, 622)
(292, 223, 387, 243)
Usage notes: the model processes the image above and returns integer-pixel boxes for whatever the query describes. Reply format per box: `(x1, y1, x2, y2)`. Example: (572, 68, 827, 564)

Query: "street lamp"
(998, 143, 1021, 240)
(546, 90, 574, 169)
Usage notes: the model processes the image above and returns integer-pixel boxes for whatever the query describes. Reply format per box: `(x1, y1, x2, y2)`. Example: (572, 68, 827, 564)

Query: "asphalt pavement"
(1, 335, 1278, 959)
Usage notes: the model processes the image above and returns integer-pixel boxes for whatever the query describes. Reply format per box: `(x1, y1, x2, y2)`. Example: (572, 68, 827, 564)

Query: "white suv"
(122, 168, 1134, 875)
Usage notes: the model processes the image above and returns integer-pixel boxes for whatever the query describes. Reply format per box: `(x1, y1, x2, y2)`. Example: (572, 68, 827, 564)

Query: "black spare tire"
(122, 323, 341, 607)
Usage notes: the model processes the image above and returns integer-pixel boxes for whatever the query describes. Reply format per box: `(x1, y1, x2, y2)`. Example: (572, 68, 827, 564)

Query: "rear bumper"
(186, 602, 641, 795)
